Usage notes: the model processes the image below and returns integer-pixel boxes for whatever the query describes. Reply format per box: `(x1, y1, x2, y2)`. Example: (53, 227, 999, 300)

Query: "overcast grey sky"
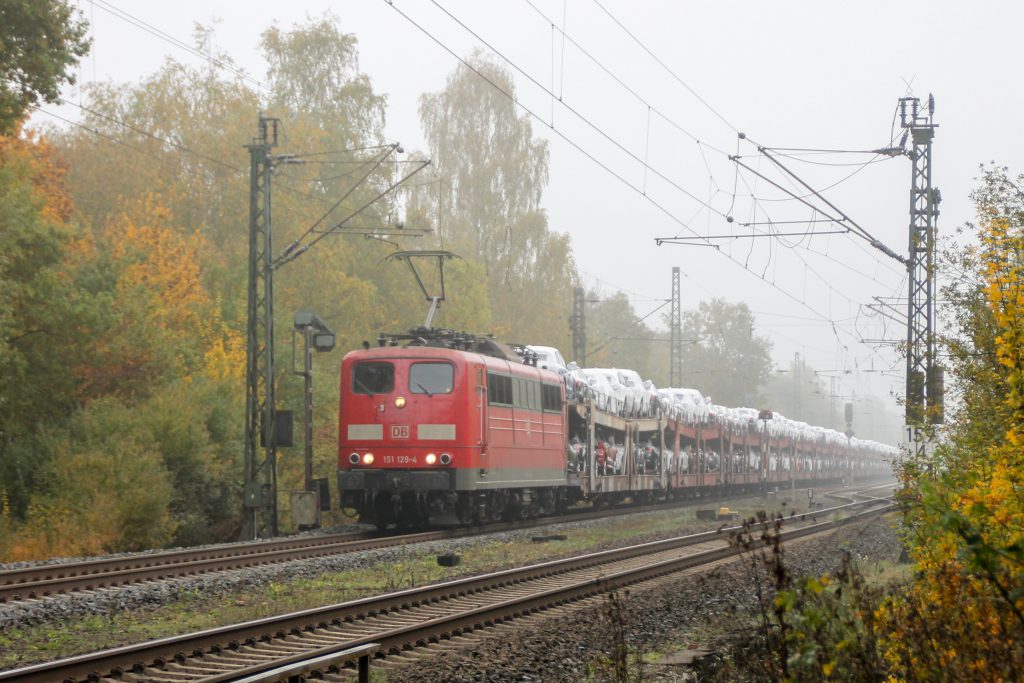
(39, 0, 1024, 413)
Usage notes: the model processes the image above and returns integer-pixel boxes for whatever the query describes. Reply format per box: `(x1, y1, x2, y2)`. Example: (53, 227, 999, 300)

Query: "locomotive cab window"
(353, 361, 394, 394)
(410, 362, 454, 395)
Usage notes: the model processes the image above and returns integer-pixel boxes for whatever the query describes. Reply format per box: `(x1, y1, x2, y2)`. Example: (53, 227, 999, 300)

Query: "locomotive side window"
(542, 384, 562, 412)
(486, 372, 512, 405)
(512, 377, 524, 407)
(513, 377, 537, 409)
(410, 362, 454, 394)
(353, 361, 394, 394)
(504, 375, 547, 410)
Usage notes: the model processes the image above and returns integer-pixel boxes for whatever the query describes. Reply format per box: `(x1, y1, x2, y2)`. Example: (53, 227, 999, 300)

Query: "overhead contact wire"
(427, 0, 728, 218)
(385, 0, 898, 362)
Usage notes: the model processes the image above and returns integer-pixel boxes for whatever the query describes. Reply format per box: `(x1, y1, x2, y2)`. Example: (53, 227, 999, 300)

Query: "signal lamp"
(440, 452, 452, 465)
(394, 396, 407, 408)
(348, 452, 360, 465)
(425, 452, 437, 465)
(362, 452, 375, 465)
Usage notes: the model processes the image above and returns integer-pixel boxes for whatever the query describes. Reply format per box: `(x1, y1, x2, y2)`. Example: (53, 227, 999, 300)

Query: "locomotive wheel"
(555, 490, 567, 516)
(455, 493, 474, 526)
(398, 492, 428, 529)
(373, 494, 394, 531)
(502, 492, 524, 522)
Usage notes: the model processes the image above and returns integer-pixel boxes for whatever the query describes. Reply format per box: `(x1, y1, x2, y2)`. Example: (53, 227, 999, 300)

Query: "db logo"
(391, 425, 410, 439)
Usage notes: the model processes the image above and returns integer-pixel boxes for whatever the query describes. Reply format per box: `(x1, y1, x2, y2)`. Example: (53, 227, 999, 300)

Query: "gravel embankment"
(381, 517, 903, 683)
(0, 523, 376, 573)
(0, 512, 717, 631)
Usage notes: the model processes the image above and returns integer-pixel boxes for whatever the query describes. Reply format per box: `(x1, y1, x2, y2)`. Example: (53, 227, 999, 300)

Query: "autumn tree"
(258, 16, 419, 344)
(0, 194, 245, 558)
(877, 165, 1024, 678)
(83, 197, 243, 544)
(0, 0, 90, 132)
(261, 15, 385, 141)
(54, 15, 425, 342)
(583, 291, 666, 382)
(50, 17, 408, 533)
(418, 52, 573, 348)
(678, 298, 772, 406)
(5, 399, 176, 557)
(54, 35, 257, 278)
(0, 125, 87, 517)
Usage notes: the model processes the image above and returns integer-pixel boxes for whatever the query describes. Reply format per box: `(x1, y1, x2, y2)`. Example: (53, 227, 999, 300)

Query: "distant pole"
(793, 352, 801, 420)
(670, 267, 682, 386)
(571, 287, 587, 366)
(294, 310, 336, 529)
(829, 376, 837, 429)
(301, 326, 314, 493)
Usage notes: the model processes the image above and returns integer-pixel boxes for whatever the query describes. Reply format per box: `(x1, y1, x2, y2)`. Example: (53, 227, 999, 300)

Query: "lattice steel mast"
(242, 116, 279, 540)
(901, 95, 943, 432)
(239, 119, 430, 540)
(669, 266, 682, 386)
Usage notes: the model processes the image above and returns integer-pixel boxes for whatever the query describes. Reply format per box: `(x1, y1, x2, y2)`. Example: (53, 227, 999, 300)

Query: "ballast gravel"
(380, 517, 903, 683)
(0, 511, 714, 632)
(0, 486, 898, 678)
(0, 522, 375, 573)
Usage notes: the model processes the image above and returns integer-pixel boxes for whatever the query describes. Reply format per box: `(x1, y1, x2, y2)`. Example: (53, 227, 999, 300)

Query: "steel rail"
(0, 532, 373, 592)
(241, 500, 893, 683)
(0, 498, 892, 683)
(1, 478, 892, 604)
(0, 531, 458, 603)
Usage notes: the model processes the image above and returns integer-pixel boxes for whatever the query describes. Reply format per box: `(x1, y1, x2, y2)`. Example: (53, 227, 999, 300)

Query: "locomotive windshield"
(409, 362, 454, 395)
(353, 361, 394, 394)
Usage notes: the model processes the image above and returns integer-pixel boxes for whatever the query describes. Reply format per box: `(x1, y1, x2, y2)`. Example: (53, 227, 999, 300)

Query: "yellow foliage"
(110, 196, 217, 347)
(3, 400, 177, 560)
(879, 173, 1024, 680)
(203, 329, 246, 382)
(0, 123, 75, 224)
(66, 194, 243, 397)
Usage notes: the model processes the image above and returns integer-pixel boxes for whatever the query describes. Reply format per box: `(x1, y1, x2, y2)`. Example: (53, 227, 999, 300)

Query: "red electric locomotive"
(338, 331, 571, 529)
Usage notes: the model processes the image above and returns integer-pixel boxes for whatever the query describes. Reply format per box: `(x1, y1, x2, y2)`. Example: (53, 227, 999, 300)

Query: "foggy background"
(39, 0, 1024, 443)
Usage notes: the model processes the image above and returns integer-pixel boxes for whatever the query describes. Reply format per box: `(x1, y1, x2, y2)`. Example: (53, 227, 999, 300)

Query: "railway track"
(825, 481, 899, 505)
(0, 497, 893, 683)
(0, 530, 411, 604)
(0, 479, 894, 606)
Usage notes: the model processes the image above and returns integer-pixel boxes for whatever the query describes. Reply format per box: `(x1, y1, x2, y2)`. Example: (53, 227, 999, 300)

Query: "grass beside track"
(638, 514, 910, 681)
(0, 489, 845, 670)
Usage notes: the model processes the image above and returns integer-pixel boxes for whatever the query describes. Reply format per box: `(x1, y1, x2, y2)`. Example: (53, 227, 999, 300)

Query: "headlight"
(394, 396, 407, 408)
(425, 453, 437, 465)
(348, 452, 360, 465)
(362, 452, 375, 465)
(440, 452, 452, 465)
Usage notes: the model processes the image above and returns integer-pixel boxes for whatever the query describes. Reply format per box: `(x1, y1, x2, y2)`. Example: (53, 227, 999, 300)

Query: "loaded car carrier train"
(337, 328, 893, 529)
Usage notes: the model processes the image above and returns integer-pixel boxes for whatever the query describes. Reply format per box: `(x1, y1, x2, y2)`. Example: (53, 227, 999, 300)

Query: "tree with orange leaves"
(0, 124, 86, 518)
(69, 195, 228, 400)
(877, 165, 1024, 680)
(0, 184, 246, 558)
